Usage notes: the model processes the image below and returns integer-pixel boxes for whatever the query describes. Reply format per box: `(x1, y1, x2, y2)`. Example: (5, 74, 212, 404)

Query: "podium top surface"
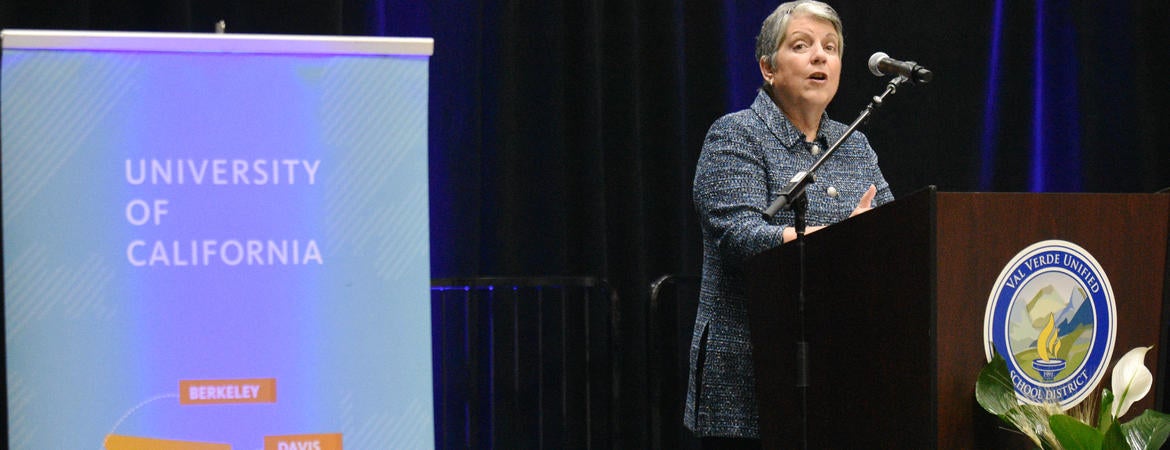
(1, 29, 433, 56)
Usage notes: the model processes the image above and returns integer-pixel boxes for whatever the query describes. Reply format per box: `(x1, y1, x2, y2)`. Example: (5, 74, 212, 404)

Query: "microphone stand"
(762, 75, 908, 450)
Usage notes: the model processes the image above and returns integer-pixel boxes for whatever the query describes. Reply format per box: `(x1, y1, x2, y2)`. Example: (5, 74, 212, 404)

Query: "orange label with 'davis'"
(105, 434, 231, 450)
(180, 378, 277, 405)
(264, 433, 342, 450)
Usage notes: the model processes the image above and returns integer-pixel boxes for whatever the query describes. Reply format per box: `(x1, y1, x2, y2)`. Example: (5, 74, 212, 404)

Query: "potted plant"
(976, 346, 1170, 449)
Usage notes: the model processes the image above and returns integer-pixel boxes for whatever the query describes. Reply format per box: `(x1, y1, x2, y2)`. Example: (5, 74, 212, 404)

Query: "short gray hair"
(755, 1, 844, 69)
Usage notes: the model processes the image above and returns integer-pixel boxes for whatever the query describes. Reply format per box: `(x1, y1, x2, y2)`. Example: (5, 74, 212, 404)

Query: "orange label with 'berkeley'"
(180, 378, 277, 405)
(264, 433, 342, 450)
(105, 434, 230, 450)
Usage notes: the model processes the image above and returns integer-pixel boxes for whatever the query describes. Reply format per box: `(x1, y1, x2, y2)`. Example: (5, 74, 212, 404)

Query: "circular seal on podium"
(983, 239, 1116, 409)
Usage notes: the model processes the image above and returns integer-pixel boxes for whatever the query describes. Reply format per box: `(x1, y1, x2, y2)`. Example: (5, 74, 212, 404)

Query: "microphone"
(868, 52, 933, 84)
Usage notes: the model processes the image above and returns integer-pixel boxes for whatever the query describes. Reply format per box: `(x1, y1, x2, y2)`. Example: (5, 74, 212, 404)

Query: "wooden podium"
(746, 187, 1170, 448)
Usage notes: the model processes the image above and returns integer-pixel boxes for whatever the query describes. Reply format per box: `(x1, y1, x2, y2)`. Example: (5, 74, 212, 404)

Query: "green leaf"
(977, 352, 1018, 415)
(1101, 422, 1127, 450)
(1050, 414, 1103, 450)
(1098, 389, 1115, 433)
(1121, 409, 1170, 450)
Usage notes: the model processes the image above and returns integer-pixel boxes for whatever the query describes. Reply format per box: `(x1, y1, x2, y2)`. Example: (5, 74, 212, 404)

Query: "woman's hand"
(851, 184, 877, 217)
(781, 185, 877, 244)
(782, 224, 825, 243)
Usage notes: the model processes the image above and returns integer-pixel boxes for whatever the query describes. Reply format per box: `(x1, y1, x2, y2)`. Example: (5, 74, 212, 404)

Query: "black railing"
(647, 274, 702, 450)
(431, 277, 618, 449)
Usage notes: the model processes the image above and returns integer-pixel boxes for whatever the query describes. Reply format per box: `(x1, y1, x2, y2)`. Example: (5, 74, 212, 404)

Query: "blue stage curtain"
(3, 0, 1170, 446)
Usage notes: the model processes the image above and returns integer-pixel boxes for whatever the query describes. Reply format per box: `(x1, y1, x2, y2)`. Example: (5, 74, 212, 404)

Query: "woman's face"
(762, 13, 841, 116)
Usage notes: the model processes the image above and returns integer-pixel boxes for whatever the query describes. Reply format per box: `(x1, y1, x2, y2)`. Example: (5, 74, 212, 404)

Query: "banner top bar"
(1, 29, 434, 56)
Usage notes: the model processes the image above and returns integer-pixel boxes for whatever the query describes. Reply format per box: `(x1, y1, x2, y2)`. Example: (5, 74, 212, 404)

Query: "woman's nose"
(811, 46, 827, 64)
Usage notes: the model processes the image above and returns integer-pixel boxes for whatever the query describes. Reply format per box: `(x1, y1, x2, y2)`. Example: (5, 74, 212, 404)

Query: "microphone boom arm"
(763, 75, 908, 218)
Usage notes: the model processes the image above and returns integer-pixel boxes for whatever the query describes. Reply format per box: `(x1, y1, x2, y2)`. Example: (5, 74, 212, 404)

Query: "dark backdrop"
(4, 0, 1170, 447)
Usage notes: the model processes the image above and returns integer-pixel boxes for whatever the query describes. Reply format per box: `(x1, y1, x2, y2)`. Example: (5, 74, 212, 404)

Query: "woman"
(685, 1, 894, 447)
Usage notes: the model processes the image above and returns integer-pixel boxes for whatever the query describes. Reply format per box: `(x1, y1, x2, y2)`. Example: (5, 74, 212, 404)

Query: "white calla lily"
(1111, 346, 1154, 419)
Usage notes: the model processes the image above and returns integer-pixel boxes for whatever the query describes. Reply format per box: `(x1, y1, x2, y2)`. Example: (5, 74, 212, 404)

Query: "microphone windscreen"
(867, 52, 888, 77)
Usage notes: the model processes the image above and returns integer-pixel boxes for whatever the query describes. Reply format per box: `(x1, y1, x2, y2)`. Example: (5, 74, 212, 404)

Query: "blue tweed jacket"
(685, 90, 893, 438)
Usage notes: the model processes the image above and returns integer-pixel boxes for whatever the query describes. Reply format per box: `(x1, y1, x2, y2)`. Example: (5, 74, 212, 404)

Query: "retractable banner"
(2, 30, 435, 449)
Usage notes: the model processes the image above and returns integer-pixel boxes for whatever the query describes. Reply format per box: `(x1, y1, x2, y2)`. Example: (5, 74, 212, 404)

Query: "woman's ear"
(759, 56, 774, 86)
